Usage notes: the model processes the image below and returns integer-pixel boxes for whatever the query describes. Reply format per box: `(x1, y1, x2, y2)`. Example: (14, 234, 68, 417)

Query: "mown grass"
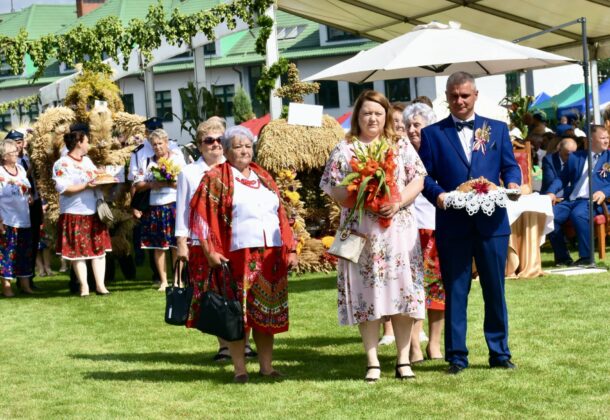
(1, 252, 609, 419)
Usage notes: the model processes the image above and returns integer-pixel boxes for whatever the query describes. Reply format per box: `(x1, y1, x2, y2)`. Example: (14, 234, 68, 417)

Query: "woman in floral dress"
(133, 129, 186, 291)
(0, 139, 34, 297)
(320, 90, 426, 382)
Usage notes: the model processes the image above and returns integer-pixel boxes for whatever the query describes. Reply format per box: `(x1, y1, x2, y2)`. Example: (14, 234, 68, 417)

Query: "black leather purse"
(196, 262, 244, 342)
(164, 261, 194, 326)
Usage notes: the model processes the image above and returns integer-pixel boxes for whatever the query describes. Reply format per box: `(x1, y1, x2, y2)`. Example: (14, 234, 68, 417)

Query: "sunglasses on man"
(201, 136, 223, 145)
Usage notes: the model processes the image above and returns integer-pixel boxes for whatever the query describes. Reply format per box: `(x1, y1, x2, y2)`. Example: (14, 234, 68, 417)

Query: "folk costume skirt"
(191, 246, 289, 335)
(419, 229, 445, 311)
(0, 225, 33, 280)
(56, 213, 111, 260)
(140, 203, 177, 250)
(185, 245, 209, 329)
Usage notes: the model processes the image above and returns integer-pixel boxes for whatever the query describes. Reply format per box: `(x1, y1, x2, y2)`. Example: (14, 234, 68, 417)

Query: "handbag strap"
(172, 260, 191, 288)
(206, 261, 236, 298)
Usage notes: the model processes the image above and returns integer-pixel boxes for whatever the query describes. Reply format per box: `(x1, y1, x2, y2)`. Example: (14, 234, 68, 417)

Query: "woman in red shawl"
(190, 125, 297, 383)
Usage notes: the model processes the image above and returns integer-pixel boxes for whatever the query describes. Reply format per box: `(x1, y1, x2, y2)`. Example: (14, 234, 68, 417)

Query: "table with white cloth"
(505, 193, 554, 278)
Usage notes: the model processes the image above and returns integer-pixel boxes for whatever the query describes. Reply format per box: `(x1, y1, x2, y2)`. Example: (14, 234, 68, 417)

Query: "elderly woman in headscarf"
(189, 125, 297, 383)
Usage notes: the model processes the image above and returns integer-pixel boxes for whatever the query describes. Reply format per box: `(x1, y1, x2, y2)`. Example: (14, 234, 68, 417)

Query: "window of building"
(505, 72, 520, 96)
(122, 93, 134, 114)
(248, 66, 265, 116)
(315, 80, 340, 109)
(213, 85, 235, 117)
(349, 82, 374, 105)
(19, 103, 39, 121)
(0, 110, 11, 131)
(385, 79, 411, 103)
(155, 90, 173, 122)
(203, 42, 216, 56)
(0, 55, 15, 78)
(277, 25, 305, 40)
(327, 27, 361, 42)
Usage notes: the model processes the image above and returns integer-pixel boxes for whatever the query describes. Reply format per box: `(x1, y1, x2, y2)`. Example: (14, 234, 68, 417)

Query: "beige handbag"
(328, 228, 366, 264)
(96, 198, 114, 226)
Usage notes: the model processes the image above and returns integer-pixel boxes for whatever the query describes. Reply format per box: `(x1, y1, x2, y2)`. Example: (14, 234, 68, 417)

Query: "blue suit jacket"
(547, 150, 610, 199)
(419, 115, 522, 238)
(541, 152, 563, 194)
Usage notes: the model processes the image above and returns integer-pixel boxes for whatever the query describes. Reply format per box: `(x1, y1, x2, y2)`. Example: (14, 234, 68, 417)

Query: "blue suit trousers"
(548, 199, 591, 261)
(436, 233, 511, 368)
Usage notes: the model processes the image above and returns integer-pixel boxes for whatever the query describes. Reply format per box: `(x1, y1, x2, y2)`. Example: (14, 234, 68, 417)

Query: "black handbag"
(130, 189, 150, 211)
(196, 262, 244, 342)
(164, 261, 194, 326)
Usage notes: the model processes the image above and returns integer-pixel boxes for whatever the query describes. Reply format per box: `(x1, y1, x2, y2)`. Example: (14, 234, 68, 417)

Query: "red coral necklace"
(235, 177, 260, 189)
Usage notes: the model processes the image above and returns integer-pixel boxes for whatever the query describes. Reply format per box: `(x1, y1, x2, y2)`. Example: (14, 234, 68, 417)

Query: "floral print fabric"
(419, 229, 445, 311)
(140, 203, 177, 250)
(321, 138, 427, 325)
(0, 225, 33, 279)
(55, 213, 111, 260)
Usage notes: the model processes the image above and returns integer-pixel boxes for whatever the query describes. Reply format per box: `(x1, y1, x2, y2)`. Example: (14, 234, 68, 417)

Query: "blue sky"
(0, 0, 74, 14)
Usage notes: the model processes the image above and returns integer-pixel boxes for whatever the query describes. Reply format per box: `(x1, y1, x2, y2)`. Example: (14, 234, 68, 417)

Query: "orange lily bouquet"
(340, 138, 399, 228)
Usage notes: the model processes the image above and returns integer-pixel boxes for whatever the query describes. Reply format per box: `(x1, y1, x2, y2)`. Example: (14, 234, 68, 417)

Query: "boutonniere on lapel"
(473, 121, 491, 155)
(598, 162, 610, 178)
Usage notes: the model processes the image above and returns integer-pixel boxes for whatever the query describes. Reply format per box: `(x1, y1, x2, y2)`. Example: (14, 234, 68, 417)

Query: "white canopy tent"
(276, 0, 610, 61)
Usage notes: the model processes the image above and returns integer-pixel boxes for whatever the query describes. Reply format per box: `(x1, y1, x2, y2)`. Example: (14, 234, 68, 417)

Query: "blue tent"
(530, 92, 551, 108)
(558, 78, 610, 117)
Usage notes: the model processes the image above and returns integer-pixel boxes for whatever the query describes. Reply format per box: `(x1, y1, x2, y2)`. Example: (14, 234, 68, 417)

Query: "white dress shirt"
(570, 153, 600, 200)
(174, 156, 225, 242)
(451, 115, 475, 164)
(229, 167, 282, 251)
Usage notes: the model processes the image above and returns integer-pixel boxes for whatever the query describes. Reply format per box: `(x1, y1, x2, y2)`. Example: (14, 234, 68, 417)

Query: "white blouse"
(133, 150, 186, 206)
(0, 164, 32, 228)
(230, 167, 282, 251)
(52, 155, 98, 215)
(175, 156, 225, 242)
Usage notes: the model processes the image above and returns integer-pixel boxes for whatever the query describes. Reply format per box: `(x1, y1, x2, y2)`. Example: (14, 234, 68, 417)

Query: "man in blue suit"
(541, 137, 577, 194)
(546, 125, 610, 266)
(419, 72, 521, 374)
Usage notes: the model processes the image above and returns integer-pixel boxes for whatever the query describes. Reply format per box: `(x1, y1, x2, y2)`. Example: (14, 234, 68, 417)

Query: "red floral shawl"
(189, 162, 295, 259)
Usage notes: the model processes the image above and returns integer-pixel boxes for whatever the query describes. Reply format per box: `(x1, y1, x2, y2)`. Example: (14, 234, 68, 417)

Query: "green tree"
(233, 86, 255, 124)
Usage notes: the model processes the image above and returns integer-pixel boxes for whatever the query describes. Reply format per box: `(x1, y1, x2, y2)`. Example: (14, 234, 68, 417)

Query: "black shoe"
(555, 258, 574, 267)
(213, 347, 231, 362)
(571, 257, 593, 267)
(395, 363, 415, 380)
(365, 366, 381, 383)
(490, 359, 516, 369)
(447, 364, 465, 375)
(245, 344, 258, 359)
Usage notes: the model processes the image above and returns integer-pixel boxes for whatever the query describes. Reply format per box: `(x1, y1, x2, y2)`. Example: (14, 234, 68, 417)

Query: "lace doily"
(444, 188, 520, 216)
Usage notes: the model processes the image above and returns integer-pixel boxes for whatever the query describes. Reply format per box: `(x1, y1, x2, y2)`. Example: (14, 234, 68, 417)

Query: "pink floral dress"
(320, 138, 426, 325)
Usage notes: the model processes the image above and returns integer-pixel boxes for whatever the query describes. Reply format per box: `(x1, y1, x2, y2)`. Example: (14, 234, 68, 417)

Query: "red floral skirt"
(419, 229, 445, 311)
(186, 245, 209, 329)
(189, 246, 289, 335)
(56, 213, 112, 260)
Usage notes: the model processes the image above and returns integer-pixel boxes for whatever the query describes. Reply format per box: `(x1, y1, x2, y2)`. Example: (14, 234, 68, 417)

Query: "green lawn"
(1, 253, 609, 419)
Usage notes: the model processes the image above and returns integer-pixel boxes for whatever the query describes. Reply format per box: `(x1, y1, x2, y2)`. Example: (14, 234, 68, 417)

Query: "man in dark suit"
(419, 72, 521, 374)
(541, 137, 577, 194)
(546, 125, 610, 266)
